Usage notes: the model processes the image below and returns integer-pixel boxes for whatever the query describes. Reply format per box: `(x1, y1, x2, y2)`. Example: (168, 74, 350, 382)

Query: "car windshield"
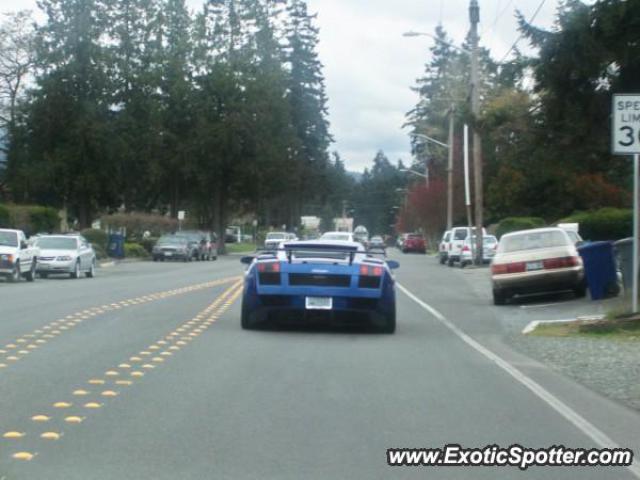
(454, 230, 467, 240)
(0, 231, 18, 247)
(36, 237, 77, 250)
(499, 231, 570, 253)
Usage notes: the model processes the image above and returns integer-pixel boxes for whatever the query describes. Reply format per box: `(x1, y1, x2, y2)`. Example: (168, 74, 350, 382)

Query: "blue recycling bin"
(577, 241, 618, 300)
(107, 233, 125, 259)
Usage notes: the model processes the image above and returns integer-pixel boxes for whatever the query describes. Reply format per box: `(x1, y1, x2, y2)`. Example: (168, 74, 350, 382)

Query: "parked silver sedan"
(34, 235, 97, 279)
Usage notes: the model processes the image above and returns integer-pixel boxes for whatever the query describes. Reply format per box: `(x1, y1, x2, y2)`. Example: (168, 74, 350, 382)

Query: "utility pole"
(447, 104, 455, 230)
(469, 0, 484, 265)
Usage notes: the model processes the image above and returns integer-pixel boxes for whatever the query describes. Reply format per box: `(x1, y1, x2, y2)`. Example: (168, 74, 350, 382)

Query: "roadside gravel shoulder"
(451, 262, 640, 411)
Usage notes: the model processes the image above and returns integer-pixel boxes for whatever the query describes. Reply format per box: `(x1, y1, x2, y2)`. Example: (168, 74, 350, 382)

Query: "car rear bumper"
(492, 267, 584, 294)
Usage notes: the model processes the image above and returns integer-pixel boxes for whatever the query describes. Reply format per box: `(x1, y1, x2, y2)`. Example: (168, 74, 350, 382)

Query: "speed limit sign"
(612, 94, 640, 154)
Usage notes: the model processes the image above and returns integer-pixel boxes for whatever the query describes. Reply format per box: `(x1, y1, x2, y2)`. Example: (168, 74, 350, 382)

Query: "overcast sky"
(2, 0, 565, 172)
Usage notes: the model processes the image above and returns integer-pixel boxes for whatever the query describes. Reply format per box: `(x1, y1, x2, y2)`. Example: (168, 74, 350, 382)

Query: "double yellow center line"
(2, 280, 244, 462)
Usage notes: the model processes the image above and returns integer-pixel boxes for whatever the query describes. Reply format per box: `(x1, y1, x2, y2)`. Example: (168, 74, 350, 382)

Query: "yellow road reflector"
(84, 402, 102, 409)
(130, 356, 142, 362)
(40, 432, 61, 440)
(142, 364, 154, 369)
(3, 431, 25, 439)
(105, 370, 119, 377)
(73, 389, 90, 396)
(115, 380, 133, 386)
(130, 371, 144, 377)
(148, 345, 160, 351)
(157, 340, 168, 345)
(53, 402, 72, 408)
(169, 346, 180, 351)
(101, 390, 118, 397)
(31, 415, 50, 422)
(7, 356, 20, 361)
(16, 339, 26, 343)
(12, 452, 35, 461)
(152, 357, 164, 363)
(88, 379, 105, 385)
(64, 416, 84, 424)
(18, 350, 29, 355)
(160, 351, 172, 356)
(139, 351, 151, 356)
(0, 363, 6, 368)
(118, 363, 131, 369)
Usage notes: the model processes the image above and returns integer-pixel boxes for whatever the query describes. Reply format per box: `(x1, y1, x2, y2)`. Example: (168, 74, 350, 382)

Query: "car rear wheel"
(574, 283, 587, 298)
(447, 258, 454, 267)
(380, 311, 396, 334)
(493, 289, 507, 305)
(241, 302, 256, 330)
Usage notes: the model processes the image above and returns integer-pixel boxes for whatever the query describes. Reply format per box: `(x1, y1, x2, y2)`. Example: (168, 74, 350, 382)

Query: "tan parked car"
(491, 227, 586, 305)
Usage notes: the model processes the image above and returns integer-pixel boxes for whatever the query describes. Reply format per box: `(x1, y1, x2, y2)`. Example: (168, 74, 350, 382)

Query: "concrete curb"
(522, 314, 606, 335)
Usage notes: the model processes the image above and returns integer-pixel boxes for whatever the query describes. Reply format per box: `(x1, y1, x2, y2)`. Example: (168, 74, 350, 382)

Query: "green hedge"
(93, 244, 108, 260)
(81, 228, 109, 251)
(124, 242, 149, 258)
(496, 217, 546, 239)
(0, 204, 60, 234)
(0, 205, 9, 228)
(561, 208, 632, 241)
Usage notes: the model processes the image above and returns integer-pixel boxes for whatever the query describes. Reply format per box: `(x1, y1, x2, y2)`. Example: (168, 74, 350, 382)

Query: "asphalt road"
(1, 253, 640, 479)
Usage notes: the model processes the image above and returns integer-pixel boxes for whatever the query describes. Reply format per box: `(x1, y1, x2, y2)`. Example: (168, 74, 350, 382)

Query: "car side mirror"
(240, 256, 254, 265)
(386, 260, 400, 270)
(575, 240, 584, 248)
(20, 241, 28, 250)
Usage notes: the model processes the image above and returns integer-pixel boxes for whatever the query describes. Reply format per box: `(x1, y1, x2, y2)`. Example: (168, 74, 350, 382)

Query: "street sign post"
(612, 94, 640, 313)
(178, 210, 185, 231)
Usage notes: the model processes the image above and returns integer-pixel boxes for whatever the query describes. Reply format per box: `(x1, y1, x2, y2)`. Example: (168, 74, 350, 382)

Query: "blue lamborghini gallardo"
(240, 240, 399, 333)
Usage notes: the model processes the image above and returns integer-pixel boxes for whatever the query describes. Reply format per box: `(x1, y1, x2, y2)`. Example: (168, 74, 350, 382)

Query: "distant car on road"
(460, 235, 498, 267)
(320, 231, 355, 242)
(34, 235, 96, 279)
(353, 225, 369, 248)
(240, 240, 399, 333)
(0, 228, 39, 282)
(152, 235, 195, 262)
(401, 233, 426, 254)
(176, 230, 217, 260)
(438, 230, 451, 264)
(448, 226, 487, 266)
(369, 235, 386, 252)
(264, 232, 289, 251)
(490, 227, 586, 305)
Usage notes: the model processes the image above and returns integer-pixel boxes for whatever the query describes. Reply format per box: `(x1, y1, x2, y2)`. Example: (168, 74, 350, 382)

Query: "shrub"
(81, 228, 109, 251)
(139, 237, 158, 254)
(93, 244, 108, 260)
(0, 204, 9, 228)
(561, 208, 632, 241)
(101, 212, 177, 238)
(124, 242, 149, 258)
(495, 217, 546, 239)
(28, 206, 59, 233)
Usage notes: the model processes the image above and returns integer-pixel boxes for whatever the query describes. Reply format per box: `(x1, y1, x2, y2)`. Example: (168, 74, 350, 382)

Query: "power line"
(498, 0, 547, 64)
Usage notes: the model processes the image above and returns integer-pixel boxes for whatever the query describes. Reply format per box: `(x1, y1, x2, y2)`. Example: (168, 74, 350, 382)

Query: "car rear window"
(454, 229, 467, 240)
(443, 233, 450, 242)
(407, 234, 423, 240)
(498, 231, 569, 253)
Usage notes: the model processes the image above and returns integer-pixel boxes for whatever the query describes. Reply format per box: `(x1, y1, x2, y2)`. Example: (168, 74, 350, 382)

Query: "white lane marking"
(397, 283, 640, 478)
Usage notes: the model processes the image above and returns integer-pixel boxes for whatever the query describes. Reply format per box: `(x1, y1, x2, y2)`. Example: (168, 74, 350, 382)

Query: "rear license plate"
(165, 252, 173, 257)
(526, 261, 543, 271)
(305, 296, 332, 310)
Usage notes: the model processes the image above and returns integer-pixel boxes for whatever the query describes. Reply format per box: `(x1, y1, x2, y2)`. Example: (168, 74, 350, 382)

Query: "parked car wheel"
(24, 260, 36, 282)
(70, 261, 81, 279)
(493, 289, 507, 305)
(447, 258, 455, 267)
(86, 260, 96, 278)
(439, 256, 446, 265)
(9, 262, 21, 283)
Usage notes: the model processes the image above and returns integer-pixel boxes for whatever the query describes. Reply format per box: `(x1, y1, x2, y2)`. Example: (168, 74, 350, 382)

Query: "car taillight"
(257, 262, 280, 273)
(543, 256, 580, 270)
(462, 246, 470, 252)
(491, 262, 525, 274)
(360, 265, 383, 276)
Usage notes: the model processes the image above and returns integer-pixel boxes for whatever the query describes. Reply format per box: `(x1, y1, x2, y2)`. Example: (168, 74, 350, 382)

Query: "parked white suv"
(438, 230, 451, 264)
(447, 226, 487, 266)
(0, 229, 40, 282)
